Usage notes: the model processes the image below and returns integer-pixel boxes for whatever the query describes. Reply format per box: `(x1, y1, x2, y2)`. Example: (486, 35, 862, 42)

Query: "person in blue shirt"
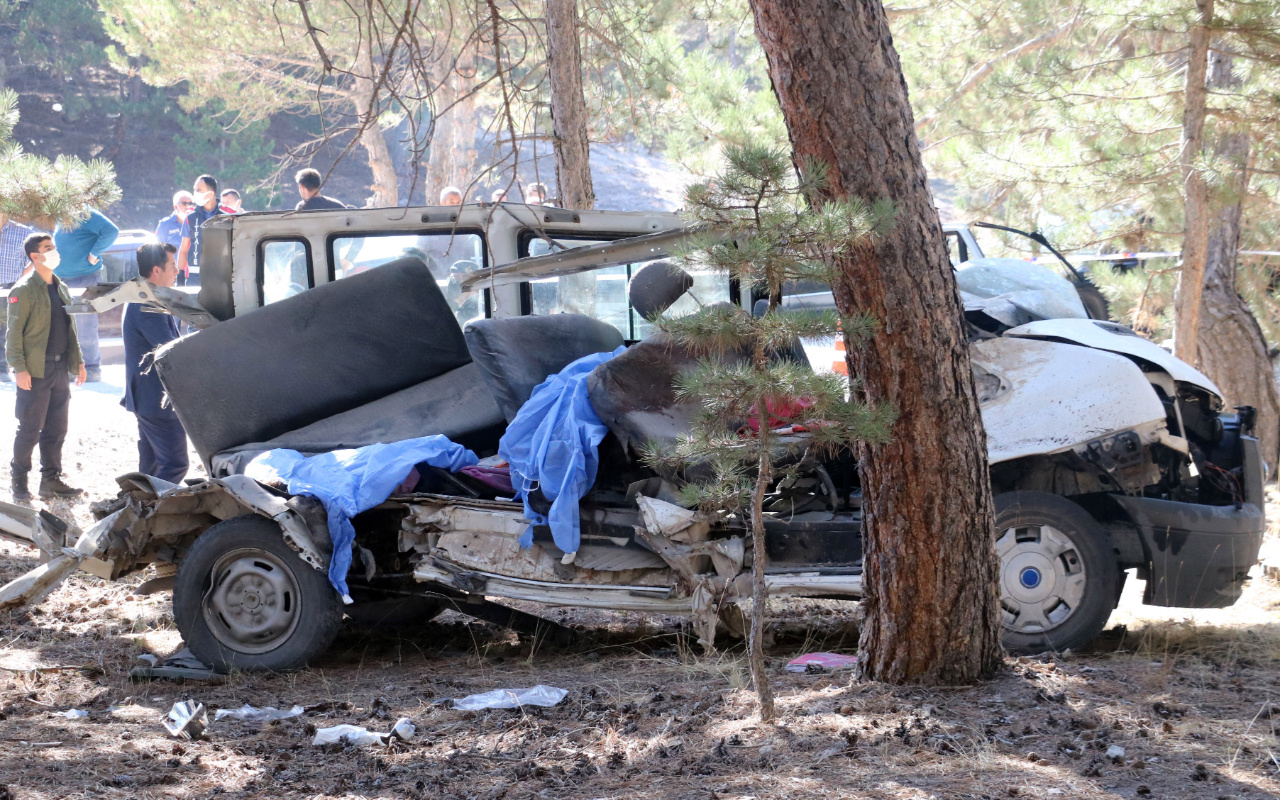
(177, 174, 223, 287)
(122, 243, 188, 484)
(53, 208, 119, 383)
(155, 191, 194, 250)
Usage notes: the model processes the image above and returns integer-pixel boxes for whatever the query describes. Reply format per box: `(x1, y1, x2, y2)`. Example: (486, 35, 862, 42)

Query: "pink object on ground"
(785, 652, 859, 673)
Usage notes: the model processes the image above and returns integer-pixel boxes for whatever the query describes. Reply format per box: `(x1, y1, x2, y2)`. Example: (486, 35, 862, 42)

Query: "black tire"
(174, 515, 343, 672)
(1074, 282, 1111, 321)
(994, 492, 1119, 654)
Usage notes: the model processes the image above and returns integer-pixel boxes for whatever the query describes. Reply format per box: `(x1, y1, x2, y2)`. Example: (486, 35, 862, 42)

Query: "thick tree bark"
(1195, 52, 1280, 462)
(1174, 0, 1213, 364)
(545, 0, 596, 315)
(748, 0, 1002, 683)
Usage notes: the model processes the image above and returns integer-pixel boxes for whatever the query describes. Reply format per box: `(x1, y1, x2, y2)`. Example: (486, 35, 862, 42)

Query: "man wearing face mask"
(52, 208, 119, 384)
(177, 174, 223, 287)
(7, 233, 87, 501)
(156, 191, 195, 251)
(123, 243, 188, 484)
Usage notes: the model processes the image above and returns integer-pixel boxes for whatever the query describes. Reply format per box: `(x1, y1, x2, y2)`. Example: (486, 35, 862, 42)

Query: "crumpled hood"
(1004, 318, 1221, 399)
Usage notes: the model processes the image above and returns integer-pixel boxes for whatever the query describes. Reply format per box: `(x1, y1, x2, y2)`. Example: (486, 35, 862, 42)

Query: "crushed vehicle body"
(0, 206, 1265, 670)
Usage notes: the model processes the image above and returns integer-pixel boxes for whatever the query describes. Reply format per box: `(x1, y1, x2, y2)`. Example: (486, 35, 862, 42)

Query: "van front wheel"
(995, 492, 1118, 654)
(174, 515, 343, 672)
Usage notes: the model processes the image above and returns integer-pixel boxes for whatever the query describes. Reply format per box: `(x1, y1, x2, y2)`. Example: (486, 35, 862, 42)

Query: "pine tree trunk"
(1195, 52, 1280, 462)
(427, 38, 479, 204)
(1174, 0, 1214, 364)
(747, 0, 1003, 683)
(546, 0, 595, 210)
(545, 0, 597, 314)
(353, 50, 399, 208)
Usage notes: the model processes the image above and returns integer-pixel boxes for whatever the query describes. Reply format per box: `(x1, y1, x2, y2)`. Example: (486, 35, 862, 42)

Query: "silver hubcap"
(997, 523, 1087, 634)
(204, 548, 301, 654)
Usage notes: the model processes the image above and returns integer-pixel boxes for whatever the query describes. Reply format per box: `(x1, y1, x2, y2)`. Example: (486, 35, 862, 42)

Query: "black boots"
(38, 474, 83, 499)
(11, 470, 30, 502)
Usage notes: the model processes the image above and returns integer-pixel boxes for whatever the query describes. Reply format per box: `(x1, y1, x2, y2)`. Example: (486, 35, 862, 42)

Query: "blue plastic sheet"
(245, 435, 478, 599)
(500, 346, 625, 555)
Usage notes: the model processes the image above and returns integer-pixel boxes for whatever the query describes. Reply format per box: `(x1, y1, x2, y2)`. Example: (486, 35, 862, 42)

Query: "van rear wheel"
(995, 492, 1118, 654)
(174, 515, 343, 672)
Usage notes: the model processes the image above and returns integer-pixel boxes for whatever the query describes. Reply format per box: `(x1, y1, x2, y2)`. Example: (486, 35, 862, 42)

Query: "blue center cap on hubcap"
(1020, 567, 1042, 589)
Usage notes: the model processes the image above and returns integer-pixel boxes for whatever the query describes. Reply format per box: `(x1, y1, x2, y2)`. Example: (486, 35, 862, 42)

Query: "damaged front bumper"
(1113, 435, 1267, 608)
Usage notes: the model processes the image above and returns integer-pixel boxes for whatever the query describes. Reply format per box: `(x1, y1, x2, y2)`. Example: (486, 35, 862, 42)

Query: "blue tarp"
(499, 346, 625, 555)
(245, 436, 478, 599)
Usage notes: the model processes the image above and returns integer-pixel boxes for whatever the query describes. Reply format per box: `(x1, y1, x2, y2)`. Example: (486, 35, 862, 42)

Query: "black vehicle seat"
(156, 257, 505, 467)
(464, 314, 625, 422)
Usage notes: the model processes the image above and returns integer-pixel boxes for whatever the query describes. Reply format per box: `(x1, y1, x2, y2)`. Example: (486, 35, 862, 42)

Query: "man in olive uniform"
(7, 233, 87, 501)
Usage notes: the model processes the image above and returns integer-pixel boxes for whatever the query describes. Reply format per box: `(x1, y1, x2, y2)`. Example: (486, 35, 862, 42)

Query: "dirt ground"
(1, 369, 1278, 800)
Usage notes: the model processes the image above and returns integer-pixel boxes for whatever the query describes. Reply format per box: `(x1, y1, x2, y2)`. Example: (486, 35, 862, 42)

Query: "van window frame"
(515, 230, 741, 340)
(324, 228, 488, 283)
(256, 236, 314, 308)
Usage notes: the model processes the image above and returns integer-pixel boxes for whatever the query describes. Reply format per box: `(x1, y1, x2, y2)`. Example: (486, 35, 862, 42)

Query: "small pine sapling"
(646, 144, 897, 720)
(0, 90, 121, 226)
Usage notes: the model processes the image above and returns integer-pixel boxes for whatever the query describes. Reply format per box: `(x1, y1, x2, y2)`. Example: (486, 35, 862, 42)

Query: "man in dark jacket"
(294, 168, 348, 210)
(123, 243, 188, 484)
(7, 233, 87, 500)
(177, 174, 222, 286)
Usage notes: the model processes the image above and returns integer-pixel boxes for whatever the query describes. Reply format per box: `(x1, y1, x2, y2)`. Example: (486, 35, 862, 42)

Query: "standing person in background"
(155, 191, 194, 251)
(219, 190, 243, 214)
(177, 174, 222, 287)
(53, 208, 118, 384)
(8, 233, 87, 501)
(0, 213, 36, 384)
(123, 243, 188, 484)
(524, 182, 549, 205)
(294, 168, 347, 211)
(439, 186, 463, 206)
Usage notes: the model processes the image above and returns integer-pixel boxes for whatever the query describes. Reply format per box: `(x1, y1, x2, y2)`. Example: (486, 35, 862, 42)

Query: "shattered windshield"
(955, 258, 1088, 326)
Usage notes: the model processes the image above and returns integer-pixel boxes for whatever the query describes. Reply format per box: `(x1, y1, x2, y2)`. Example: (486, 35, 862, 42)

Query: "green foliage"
(0, 0, 112, 78)
(636, 0, 786, 173)
(645, 144, 896, 512)
(894, 2, 1280, 255)
(174, 100, 278, 207)
(1090, 254, 1280, 349)
(1088, 259, 1179, 341)
(0, 88, 121, 225)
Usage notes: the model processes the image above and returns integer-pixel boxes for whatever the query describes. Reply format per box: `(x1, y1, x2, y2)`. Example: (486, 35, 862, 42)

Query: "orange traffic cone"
(833, 337, 848, 375)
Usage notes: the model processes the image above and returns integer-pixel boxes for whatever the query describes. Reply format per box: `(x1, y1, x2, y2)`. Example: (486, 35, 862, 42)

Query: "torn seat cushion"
(464, 314, 625, 422)
(585, 334, 708, 454)
(156, 257, 478, 462)
(586, 328, 812, 455)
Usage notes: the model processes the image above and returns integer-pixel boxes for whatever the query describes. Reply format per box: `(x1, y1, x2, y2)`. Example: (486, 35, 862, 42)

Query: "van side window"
(260, 240, 311, 306)
(524, 237, 731, 340)
(945, 230, 968, 266)
(330, 232, 486, 325)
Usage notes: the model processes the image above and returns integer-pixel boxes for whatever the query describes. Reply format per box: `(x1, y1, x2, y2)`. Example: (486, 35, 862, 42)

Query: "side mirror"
(628, 260, 694, 320)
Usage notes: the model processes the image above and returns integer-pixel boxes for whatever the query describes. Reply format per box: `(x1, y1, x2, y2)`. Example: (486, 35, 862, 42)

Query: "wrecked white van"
(0, 206, 1264, 670)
